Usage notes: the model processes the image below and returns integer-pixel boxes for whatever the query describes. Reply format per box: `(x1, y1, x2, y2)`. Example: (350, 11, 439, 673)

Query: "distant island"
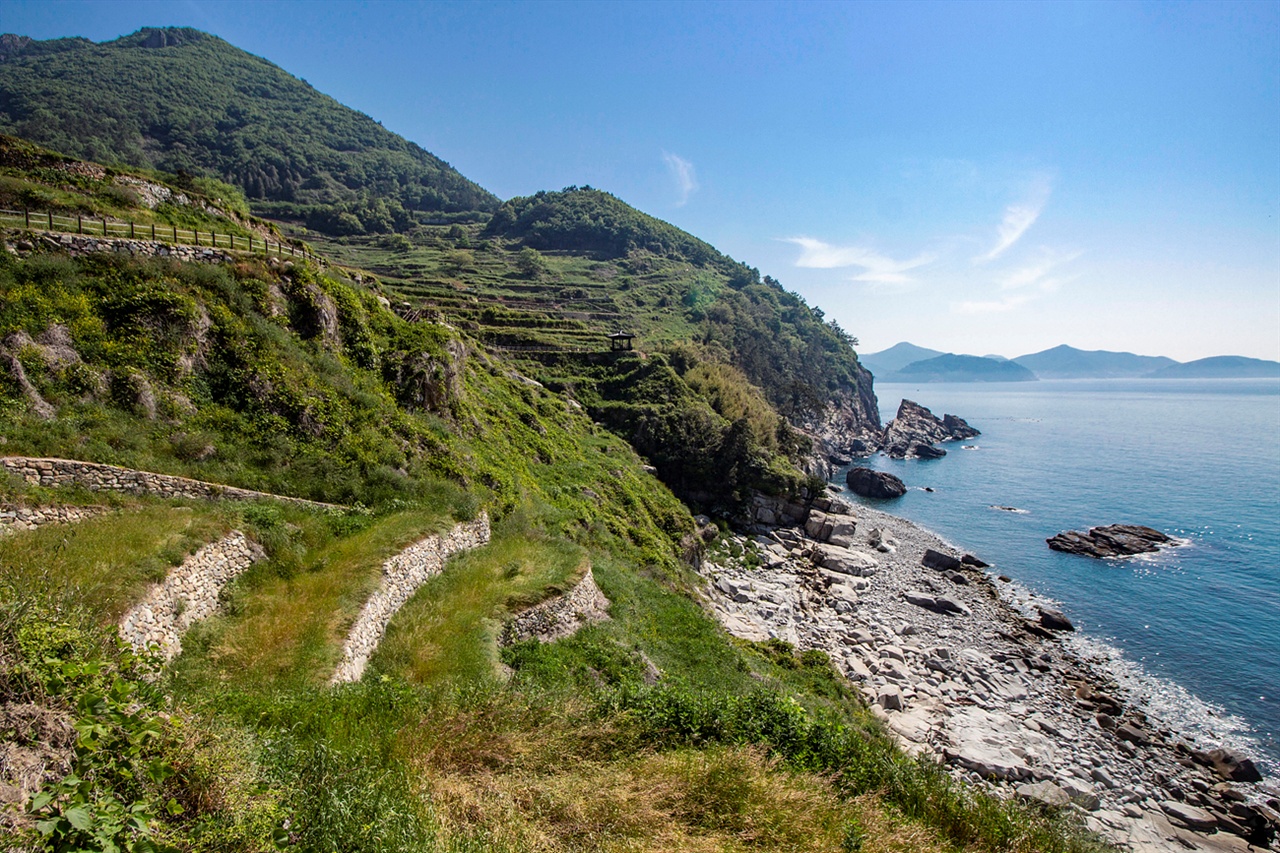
(886, 354, 1036, 383)
(865, 343, 1280, 383)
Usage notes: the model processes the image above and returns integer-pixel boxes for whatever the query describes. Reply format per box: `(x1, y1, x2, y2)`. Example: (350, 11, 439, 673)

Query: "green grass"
(0, 501, 231, 622)
(371, 518, 588, 687)
(171, 508, 449, 693)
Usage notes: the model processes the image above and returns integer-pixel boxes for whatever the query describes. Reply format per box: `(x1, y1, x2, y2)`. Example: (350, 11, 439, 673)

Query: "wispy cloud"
(998, 248, 1082, 290)
(784, 237, 934, 284)
(976, 177, 1053, 263)
(662, 151, 698, 206)
(955, 246, 1080, 314)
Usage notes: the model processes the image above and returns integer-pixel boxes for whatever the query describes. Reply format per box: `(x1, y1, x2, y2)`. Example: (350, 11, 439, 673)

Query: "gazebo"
(607, 331, 636, 352)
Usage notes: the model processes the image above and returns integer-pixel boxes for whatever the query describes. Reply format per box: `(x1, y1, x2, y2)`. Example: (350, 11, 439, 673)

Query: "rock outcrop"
(846, 467, 907, 499)
(1047, 524, 1175, 559)
(881, 399, 980, 459)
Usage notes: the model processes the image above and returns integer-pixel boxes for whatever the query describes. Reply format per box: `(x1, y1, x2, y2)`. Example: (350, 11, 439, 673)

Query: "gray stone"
(1160, 800, 1218, 831)
(1017, 781, 1072, 808)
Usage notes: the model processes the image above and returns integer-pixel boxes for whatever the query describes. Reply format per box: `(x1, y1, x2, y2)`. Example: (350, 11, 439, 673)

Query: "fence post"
(48, 212, 53, 229)
(173, 225, 177, 243)
(151, 223, 155, 240)
(24, 209, 29, 228)
(129, 222, 135, 239)
(78, 215, 83, 234)
(103, 218, 107, 236)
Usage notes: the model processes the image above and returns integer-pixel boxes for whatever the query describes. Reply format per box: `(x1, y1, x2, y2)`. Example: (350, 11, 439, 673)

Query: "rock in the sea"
(1046, 524, 1173, 558)
(1037, 607, 1075, 632)
(846, 467, 907, 499)
(881, 399, 980, 459)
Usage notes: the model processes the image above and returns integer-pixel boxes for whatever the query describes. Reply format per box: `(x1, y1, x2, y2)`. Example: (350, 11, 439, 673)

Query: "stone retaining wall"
(331, 513, 491, 684)
(0, 502, 106, 536)
(10, 231, 237, 264)
(118, 531, 262, 661)
(1, 457, 345, 510)
(499, 565, 610, 646)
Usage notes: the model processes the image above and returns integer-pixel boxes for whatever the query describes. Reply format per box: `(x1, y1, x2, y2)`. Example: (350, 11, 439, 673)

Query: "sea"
(839, 378, 1280, 779)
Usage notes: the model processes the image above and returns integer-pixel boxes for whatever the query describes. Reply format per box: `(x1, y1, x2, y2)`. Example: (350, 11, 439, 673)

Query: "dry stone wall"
(1, 457, 344, 510)
(118, 531, 262, 661)
(331, 513, 491, 684)
(0, 502, 106, 536)
(7, 231, 237, 264)
(499, 566, 610, 646)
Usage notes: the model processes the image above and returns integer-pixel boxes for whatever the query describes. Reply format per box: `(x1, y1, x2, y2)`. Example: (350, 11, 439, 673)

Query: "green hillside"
(0, 240, 1103, 853)
(0, 28, 498, 232)
(316, 187, 882, 478)
(0, 36, 1105, 852)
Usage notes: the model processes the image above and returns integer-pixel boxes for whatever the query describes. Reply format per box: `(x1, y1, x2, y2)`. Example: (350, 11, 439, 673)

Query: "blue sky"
(5, 0, 1278, 360)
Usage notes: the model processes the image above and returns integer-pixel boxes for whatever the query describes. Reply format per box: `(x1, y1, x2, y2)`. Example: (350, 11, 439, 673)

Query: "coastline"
(698, 496, 1280, 852)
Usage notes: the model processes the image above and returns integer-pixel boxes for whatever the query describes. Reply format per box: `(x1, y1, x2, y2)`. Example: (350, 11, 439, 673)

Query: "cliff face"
(796, 363, 882, 477)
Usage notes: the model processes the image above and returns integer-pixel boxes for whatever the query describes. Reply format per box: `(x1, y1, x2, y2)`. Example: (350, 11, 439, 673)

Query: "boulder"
(816, 545, 879, 577)
(1017, 781, 1072, 808)
(1046, 524, 1174, 558)
(1192, 747, 1264, 784)
(1161, 801, 1218, 832)
(1037, 607, 1075, 632)
(846, 467, 907, 499)
(922, 548, 962, 572)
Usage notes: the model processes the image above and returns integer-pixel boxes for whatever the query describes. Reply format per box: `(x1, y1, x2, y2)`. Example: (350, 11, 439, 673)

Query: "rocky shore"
(698, 496, 1278, 852)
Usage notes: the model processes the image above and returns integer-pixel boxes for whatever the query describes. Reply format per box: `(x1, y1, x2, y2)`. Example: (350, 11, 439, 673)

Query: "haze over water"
(845, 378, 1280, 776)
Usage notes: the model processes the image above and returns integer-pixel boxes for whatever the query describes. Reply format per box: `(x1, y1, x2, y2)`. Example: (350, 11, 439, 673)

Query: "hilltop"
(886, 353, 1037, 384)
(1012, 345, 1177, 379)
(0, 28, 498, 232)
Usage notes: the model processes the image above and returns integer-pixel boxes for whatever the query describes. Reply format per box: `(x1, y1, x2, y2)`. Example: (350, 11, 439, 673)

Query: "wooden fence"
(0, 208, 318, 261)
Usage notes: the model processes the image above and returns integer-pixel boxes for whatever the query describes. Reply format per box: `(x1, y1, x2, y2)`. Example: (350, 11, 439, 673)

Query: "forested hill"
(485, 187, 728, 268)
(0, 28, 498, 231)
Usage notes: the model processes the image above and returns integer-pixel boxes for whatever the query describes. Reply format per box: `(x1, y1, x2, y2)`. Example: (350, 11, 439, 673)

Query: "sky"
(4, 0, 1279, 361)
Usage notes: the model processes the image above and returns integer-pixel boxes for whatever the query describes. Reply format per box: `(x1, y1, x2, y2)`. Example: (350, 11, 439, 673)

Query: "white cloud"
(998, 248, 1083, 290)
(954, 246, 1080, 314)
(662, 151, 698, 206)
(976, 176, 1053, 263)
(784, 237, 934, 284)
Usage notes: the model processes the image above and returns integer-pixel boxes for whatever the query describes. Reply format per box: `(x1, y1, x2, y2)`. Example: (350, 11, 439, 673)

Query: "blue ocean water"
(844, 379, 1280, 775)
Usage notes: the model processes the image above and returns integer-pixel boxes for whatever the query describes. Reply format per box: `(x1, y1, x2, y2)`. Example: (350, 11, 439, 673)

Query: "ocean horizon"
(842, 377, 1280, 779)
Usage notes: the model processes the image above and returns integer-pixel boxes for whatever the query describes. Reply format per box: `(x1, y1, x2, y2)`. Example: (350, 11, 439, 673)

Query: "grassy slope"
(0, 161, 1106, 851)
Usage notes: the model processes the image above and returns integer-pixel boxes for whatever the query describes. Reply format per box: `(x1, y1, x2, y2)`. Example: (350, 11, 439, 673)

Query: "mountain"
(888, 353, 1037, 383)
(859, 342, 945, 377)
(1147, 355, 1280, 379)
(1014, 344, 1177, 378)
(0, 28, 499, 233)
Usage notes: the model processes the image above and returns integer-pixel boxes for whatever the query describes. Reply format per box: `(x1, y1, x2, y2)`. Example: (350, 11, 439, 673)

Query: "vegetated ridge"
(0, 28, 499, 234)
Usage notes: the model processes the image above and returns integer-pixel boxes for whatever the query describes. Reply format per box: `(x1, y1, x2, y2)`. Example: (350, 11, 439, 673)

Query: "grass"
(172, 508, 449, 693)
(0, 500, 231, 622)
(371, 517, 588, 686)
